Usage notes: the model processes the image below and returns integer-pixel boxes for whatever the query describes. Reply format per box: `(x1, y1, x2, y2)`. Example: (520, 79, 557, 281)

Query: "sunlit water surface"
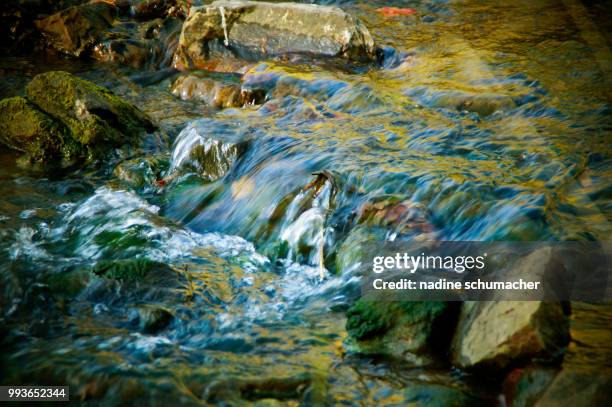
(1, 0, 610, 405)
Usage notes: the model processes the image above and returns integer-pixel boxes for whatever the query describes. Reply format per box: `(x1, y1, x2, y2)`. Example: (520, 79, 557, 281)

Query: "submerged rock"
(502, 366, 558, 407)
(128, 304, 174, 333)
(116, 0, 181, 21)
(173, 0, 376, 72)
(92, 258, 173, 282)
(35, 2, 115, 57)
(92, 38, 161, 68)
(114, 155, 170, 191)
(0, 97, 81, 162)
(532, 369, 612, 407)
(170, 74, 266, 108)
(92, 16, 183, 69)
(26, 71, 155, 156)
(345, 300, 457, 363)
(403, 383, 487, 407)
(451, 301, 570, 370)
(358, 197, 436, 239)
(203, 373, 313, 403)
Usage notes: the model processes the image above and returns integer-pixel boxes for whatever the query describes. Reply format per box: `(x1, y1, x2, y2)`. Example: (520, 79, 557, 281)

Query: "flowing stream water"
(0, 0, 610, 405)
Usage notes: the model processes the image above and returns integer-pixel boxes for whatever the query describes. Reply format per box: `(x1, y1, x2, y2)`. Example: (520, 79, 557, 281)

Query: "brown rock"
(170, 75, 265, 108)
(451, 301, 570, 370)
(35, 2, 116, 57)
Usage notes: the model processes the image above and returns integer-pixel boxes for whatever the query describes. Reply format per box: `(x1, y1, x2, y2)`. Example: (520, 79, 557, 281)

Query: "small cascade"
(279, 174, 335, 280)
(168, 120, 243, 181)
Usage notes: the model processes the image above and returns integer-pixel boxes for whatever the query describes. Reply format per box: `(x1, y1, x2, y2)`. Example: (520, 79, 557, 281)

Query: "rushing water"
(1, 0, 611, 405)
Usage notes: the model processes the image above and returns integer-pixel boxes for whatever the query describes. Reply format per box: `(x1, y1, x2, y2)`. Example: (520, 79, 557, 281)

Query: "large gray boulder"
(173, 0, 376, 72)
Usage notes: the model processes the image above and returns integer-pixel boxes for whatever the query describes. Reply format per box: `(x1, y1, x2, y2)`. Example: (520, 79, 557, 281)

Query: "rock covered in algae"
(0, 96, 81, 162)
(345, 300, 457, 363)
(173, 0, 377, 72)
(25, 71, 155, 157)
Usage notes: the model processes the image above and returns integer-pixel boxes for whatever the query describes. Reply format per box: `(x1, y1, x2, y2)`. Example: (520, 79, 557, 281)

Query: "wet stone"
(92, 39, 161, 68)
(502, 366, 558, 407)
(169, 119, 248, 181)
(25, 71, 155, 156)
(113, 154, 169, 191)
(170, 74, 265, 108)
(35, 2, 116, 57)
(116, 0, 181, 21)
(345, 300, 457, 363)
(532, 369, 612, 407)
(451, 301, 570, 370)
(173, 0, 376, 72)
(0, 96, 80, 163)
(128, 304, 174, 333)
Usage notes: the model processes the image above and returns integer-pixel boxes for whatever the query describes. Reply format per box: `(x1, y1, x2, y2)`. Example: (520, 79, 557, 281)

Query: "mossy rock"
(26, 71, 155, 156)
(345, 300, 456, 361)
(47, 268, 92, 298)
(92, 258, 173, 282)
(0, 96, 82, 162)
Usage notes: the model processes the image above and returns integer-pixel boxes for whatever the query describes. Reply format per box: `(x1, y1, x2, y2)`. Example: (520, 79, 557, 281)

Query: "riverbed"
(1, 0, 610, 405)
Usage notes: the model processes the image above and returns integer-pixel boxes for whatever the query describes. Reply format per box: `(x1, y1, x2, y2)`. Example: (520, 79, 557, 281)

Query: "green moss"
(93, 230, 150, 252)
(47, 269, 92, 298)
(346, 300, 448, 340)
(25, 71, 154, 153)
(0, 96, 81, 161)
(92, 258, 166, 281)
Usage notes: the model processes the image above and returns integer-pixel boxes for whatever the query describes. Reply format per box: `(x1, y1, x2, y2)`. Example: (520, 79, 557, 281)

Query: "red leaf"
(377, 6, 417, 17)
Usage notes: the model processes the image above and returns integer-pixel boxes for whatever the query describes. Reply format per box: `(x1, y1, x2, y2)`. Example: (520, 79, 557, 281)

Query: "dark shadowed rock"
(173, 0, 376, 72)
(403, 383, 487, 407)
(35, 2, 115, 57)
(116, 0, 181, 21)
(0, 96, 81, 162)
(533, 369, 612, 407)
(26, 71, 155, 156)
(92, 16, 183, 69)
(451, 301, 570, 370)
(345, 300, 457, 364)
(502, 366, 557, 407)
